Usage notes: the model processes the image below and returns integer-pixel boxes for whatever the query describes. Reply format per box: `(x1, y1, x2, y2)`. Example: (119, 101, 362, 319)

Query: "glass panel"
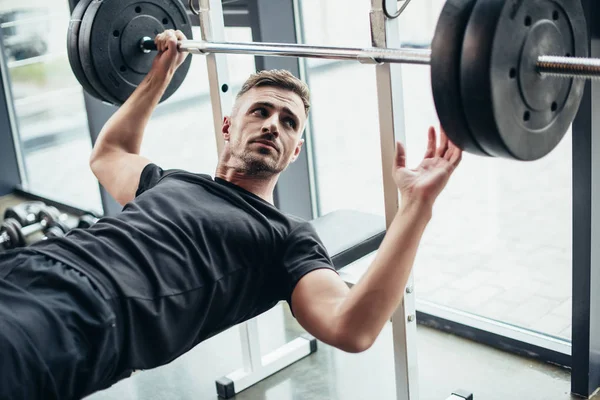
(394, 1, 573, 342)
(2, 3, 102, 212)
(300, 0, 572, 342)
(300, 0, 384, 217)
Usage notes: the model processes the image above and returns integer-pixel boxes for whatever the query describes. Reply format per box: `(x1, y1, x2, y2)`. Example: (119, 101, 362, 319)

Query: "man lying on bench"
(0, 29, 462, 400)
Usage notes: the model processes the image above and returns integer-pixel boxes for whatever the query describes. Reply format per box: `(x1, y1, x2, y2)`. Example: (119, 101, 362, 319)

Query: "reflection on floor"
(86, 303, 589, 400)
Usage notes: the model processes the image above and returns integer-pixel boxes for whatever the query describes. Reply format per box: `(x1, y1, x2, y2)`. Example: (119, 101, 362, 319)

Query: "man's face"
(222, 86, 306, 176)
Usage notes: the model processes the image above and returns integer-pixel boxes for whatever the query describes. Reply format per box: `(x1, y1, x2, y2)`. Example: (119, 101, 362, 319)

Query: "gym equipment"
(459, 0, 586, 160)
(78, 214, 100, 229)
(68, 0, 596, 161)
(0, 219, 24, 251)
(68, 0, 104, 102)
(0, 206, 71, 251)
(3, 201, 46, 228)
(430, 0, 488, 157)
(0, 218, 46, 250)
(69, 0, 193, 105)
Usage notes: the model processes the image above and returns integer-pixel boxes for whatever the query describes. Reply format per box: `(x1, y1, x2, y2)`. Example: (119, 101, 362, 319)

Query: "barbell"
(68, 0, 595, 161)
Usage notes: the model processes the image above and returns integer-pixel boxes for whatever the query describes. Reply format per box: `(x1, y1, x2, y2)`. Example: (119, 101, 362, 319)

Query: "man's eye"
(253, 108, 267, 116)
(285, 119, 296, 129)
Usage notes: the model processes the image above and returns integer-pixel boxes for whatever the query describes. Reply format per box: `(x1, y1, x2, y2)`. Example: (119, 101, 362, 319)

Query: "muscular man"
(0, 30, 462, 399)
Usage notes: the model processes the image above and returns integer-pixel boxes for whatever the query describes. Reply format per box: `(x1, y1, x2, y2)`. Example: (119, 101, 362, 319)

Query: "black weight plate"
(80, 0, 192, 106)
(3, 219, 24, 248)
(79, 0, 122, 105)
(67, 0, 103, 101)
(461, 0, 587, 161)
(431, 0, 489, 157)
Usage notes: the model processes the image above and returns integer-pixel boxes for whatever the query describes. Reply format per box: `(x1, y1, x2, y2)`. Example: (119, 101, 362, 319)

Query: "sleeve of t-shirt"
(281, 222, 339, 310)
(135, 163, 166, 197)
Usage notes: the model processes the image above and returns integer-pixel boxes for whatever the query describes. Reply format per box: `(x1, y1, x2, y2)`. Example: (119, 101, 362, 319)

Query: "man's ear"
(290, 139, 304, 163)
(222, 116, 231, 141)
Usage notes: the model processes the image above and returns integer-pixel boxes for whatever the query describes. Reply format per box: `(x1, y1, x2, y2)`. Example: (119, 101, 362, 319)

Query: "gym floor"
(86, 303, 591, 400)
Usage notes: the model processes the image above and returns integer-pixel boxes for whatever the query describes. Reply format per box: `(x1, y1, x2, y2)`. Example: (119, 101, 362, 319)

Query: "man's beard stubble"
(236, 147, 283, 176)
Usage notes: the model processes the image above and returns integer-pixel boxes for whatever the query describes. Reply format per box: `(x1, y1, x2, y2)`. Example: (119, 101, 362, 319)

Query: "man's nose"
(262, 115, 280, 137)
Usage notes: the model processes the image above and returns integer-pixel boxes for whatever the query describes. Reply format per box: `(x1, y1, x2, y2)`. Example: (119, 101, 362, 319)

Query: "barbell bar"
(141, 39, 600, 80)
(68, 0, 592, 161)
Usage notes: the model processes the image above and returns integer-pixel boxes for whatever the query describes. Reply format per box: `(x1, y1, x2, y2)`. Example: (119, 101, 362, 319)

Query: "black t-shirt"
(28, 164, 336, 369)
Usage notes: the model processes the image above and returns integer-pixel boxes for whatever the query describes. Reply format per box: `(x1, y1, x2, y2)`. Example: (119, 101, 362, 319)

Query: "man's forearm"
(92, 71, 173, 156)
(336, 201, 432, 349)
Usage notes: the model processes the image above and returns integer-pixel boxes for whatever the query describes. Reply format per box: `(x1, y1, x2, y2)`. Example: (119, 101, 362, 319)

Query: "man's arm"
(291, 127, 462, 353)
(89, 30, 188, 206)
(291, 203, 430, 353)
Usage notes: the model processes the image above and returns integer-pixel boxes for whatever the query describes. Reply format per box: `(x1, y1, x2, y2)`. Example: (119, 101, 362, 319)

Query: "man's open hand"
(393, 126, 462, 208)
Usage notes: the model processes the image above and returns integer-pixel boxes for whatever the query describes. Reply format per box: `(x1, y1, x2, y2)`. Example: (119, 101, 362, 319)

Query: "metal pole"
(537, 55, 600, 79)
(370, 0, 419, 399)
(199, 0, 232, 157)
(142, 39, 600, 79)
(179, 40, 431, 65)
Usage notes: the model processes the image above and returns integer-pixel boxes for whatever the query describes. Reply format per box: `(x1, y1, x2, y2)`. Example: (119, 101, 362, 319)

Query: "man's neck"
(214, 166, 278, 205)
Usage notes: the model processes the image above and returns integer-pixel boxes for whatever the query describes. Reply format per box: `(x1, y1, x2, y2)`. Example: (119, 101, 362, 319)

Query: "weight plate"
(3, 219, 24, 248)
(67, 0, 104, 101)
(460, 0, 587, 161)
(431, 0, 489, 157)
(79, 0, 193, 106)
(79, 0, 122, 105)
(3, 201, 44, 227)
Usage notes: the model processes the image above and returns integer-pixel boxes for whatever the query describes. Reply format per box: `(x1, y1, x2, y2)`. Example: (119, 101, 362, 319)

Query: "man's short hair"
(236, 70, 310, 116)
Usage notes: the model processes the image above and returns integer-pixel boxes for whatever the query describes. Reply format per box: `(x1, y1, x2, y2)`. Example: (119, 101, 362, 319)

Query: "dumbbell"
(3, 201, 46, 228)
(37, 205, 72, 239)
(0, 206, 71, 251)
(0, 219, 25, 251)
(0, 218, 46, 250)
(78, 214, 100, 229)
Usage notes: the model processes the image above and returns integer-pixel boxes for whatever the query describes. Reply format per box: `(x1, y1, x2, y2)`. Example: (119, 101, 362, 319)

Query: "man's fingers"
(154, 30, 179, 53)
(444, 141, 458, 161)
(166, 31, 177, 53)
(174, 29, 186, 41)
(436, 128, 449, 158)
(395, 141, 406, 169)
(424, 126, 436, 159)
(449, 145, 463, 167)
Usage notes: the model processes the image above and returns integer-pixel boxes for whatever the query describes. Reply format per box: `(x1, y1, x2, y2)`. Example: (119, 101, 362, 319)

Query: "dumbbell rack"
(0, 192, 99, 252)
(199, 0, 470, 399)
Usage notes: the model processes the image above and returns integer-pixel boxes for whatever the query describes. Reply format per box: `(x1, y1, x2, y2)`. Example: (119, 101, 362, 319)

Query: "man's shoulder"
(285, 216, 321, 242)
(152, 167, 215, 186)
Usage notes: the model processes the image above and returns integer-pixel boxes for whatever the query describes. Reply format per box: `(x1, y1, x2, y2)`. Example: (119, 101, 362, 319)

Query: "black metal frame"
(417, 311, 571, 368)
(0, 27, 23, 196)
(571, 0, 600, 397)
